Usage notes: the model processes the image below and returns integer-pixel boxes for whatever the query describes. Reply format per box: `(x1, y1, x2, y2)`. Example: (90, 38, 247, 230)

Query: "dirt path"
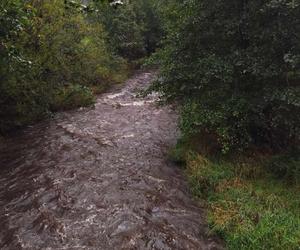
(0, 71, 222, 249)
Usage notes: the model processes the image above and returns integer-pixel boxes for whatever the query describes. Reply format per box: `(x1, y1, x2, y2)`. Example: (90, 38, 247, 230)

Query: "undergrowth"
(172, 137, 300, 250)
(50, 84, 95, 111)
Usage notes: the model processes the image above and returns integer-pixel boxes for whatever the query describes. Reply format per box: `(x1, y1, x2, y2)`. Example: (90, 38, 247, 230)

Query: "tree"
(153, 0, 300, 152)
(95, 0, 164, 60)
(0, 0, 128, 132)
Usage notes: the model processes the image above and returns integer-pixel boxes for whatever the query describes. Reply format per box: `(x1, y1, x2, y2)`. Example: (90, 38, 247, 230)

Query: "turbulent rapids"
(0, 71, 222, 250)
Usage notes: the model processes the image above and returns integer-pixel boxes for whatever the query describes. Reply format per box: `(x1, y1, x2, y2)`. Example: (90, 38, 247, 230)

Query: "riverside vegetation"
(150, 0, 300, 249)
(152, 0, 300, 250)
(1, 0, 300, 249)
(0, 0, 162, 133)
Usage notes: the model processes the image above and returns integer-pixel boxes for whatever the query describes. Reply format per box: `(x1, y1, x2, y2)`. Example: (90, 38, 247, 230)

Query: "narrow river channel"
(0, 71, 222, 250)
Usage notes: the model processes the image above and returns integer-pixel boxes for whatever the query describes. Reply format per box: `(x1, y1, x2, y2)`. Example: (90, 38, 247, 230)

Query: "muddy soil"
(0, 71, 222, 250)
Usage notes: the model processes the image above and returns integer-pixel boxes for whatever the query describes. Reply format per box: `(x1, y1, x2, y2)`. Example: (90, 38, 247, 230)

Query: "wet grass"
(171, 142, 300, 249)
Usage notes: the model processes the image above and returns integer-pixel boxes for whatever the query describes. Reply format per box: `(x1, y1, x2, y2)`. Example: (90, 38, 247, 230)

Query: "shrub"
(0, 0, 50, 132)
(266, 153, 300, 184)
(0, 0, 128, 133)
(153, 0, 300, 153)
(50, 84, 95, 111)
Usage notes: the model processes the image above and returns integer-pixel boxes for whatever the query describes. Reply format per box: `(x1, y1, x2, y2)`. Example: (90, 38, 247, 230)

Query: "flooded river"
(0, 71, 222, 249)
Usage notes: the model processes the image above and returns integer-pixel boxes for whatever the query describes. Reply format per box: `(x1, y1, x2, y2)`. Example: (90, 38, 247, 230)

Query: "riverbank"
(171, 141, 300, 249)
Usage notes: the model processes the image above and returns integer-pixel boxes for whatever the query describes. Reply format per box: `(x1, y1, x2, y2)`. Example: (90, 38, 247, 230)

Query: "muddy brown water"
(0, 71, 222, 250)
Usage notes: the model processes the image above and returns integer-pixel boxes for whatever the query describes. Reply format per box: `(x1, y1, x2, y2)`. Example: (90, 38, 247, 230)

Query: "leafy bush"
(0, 0, 50, 132)
(50, 84, 95, 111)
(153, 0, 300, 153)
(266, 153, 300, 183)
(27, 0, 127, 86)
(0, 0, 128, 133)
(0, 77, 50, 133)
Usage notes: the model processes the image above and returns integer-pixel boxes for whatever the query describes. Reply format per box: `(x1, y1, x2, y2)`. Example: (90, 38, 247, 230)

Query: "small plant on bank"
(50, 84, 95, 111)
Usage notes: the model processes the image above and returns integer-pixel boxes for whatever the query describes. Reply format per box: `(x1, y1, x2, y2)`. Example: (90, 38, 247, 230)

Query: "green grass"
(181, 151, 300, 250)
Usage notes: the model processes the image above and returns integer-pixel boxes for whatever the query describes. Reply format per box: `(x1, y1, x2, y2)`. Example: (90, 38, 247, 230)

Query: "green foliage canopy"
(0, 0, 128, 132)
(153, 0, 300, 152)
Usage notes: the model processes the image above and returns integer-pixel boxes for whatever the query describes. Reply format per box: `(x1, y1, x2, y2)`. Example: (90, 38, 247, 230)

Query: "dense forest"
(1, 0, 300, 249)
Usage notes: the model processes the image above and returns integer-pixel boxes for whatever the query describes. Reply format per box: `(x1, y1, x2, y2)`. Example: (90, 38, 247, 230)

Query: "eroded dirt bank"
(0, 71, 222, 249)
